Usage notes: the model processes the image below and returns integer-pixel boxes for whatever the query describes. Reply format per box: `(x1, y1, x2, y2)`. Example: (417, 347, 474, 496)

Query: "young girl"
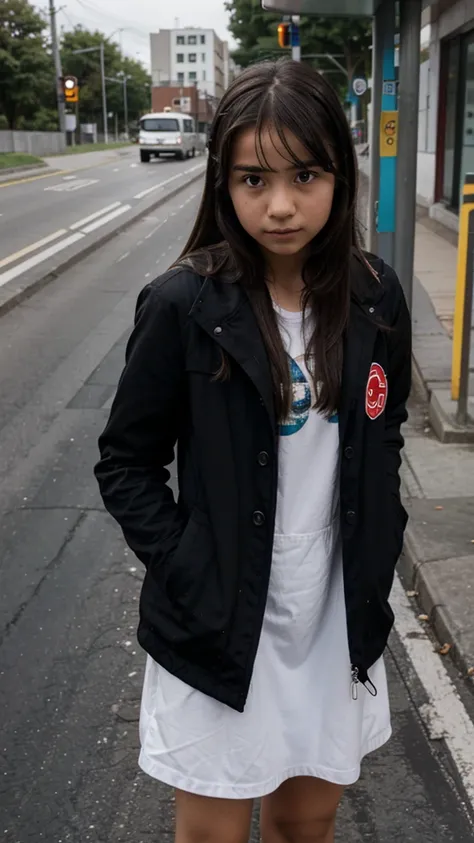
(95, 59, 411, 843)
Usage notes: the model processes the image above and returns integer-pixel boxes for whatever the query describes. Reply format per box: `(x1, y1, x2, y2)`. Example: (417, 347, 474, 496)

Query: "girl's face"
(228, 124, 336, 264)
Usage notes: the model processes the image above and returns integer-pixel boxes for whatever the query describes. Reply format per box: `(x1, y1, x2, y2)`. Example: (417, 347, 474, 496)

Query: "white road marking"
(62, 175, 76, 181)
(116, 251, 130, 263)
(0, 229, 68, 270)
(44, 178, 99, 192)
(130, 163, 138, 168)
(80, 204, 131, 234)
(0, 232, 84, 288)
(113, 168, 120, 172)
(133, 163, 204, 201)
(392, 575, 474, 808)
(70, 202, 122, 230)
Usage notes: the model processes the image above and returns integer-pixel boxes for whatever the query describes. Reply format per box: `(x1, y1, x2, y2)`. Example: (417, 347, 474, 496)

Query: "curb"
(428, 389, 474, 444)
(399, 524, 474, 680)
(0, 168, 205, 319)
(0, 162, 48, 177)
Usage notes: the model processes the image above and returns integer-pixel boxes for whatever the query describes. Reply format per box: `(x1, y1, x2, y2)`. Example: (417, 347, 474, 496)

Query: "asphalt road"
(1, 185, 474, 843)
(0, 147, 204, 262)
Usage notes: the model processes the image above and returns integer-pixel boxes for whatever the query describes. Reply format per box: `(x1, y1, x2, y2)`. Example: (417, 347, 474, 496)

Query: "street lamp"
(72, 43, 108, 143)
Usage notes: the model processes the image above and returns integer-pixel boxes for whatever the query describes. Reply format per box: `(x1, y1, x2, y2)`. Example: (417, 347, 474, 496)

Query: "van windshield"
(141, 118, 179, 132)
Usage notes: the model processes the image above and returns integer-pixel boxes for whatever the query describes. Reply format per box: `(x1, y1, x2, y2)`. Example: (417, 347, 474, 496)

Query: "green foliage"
(225, 0, 372, 96)
(0, 0, 55, 129)
(0, 3, 151, 133)
(61, 27, 151, 132)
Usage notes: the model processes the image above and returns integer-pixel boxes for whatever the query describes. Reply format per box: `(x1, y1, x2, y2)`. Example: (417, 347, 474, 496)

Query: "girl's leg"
(175, 788, 253, 843)
(260, 776, 344, 843)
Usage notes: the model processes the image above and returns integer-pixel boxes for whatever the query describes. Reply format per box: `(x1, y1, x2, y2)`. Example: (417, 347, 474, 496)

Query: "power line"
(72, 0, 150, 39)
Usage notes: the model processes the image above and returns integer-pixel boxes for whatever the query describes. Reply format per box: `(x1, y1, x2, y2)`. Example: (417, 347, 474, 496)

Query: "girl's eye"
(296, 170, 318, 185)
(244, 175, 264, 188)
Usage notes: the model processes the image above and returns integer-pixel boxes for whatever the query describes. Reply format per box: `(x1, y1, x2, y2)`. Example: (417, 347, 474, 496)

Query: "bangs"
(254, 86, 336, 174)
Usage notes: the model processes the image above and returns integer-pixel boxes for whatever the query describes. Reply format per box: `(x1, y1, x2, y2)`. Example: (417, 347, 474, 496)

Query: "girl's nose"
(267, 187, 296, 219)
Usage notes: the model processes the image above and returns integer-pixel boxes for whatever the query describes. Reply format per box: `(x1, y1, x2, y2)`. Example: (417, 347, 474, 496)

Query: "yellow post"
(451, 176, 474, 401)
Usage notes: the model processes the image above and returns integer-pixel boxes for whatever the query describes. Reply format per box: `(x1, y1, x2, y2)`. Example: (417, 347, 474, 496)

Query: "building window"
(189, 53, 197, 63)
(176, 35, 185, 45)
(440, 31, 474, 211)
(203, 70, 206, 81)
(176, 53, 184, 63)
(189, 72, 197, 82)
(200, 35, 206, 44)
(202, 53, 206, 62)
(177, 72, 185, 83)
(188, 35, 197, 45)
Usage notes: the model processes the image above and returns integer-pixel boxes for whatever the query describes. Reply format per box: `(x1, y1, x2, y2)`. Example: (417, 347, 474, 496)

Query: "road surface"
(0, 181, 473, 843)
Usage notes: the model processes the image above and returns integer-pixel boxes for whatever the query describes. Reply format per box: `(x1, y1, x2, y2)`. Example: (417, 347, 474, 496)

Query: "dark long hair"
(177, 58, 362, 420)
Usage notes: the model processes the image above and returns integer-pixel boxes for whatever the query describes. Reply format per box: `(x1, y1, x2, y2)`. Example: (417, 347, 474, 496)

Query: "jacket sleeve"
(384, 269, 412, 510)
(94, 282, 185, 569)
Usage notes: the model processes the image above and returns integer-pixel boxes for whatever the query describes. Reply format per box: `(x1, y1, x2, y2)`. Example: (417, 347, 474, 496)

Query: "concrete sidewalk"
(358, 154, 474, 687)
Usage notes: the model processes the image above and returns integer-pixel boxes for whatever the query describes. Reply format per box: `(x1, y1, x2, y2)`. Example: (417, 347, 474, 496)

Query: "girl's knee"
(261, 816, 336, 843)
(174, 789, 252, 843)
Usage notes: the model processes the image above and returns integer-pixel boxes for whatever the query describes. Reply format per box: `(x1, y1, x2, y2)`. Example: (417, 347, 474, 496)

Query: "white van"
(138, 111, 197, 162)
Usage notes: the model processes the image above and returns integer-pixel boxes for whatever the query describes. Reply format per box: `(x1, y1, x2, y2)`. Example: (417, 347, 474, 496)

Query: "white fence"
(0, 131, 66, 156)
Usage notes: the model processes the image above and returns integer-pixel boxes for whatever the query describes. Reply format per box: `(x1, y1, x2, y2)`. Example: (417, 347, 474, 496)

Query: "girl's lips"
(266, 228, 302, 236)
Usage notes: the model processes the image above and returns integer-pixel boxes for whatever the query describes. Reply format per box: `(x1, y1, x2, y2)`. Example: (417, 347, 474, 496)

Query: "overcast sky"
(44, 0, 234, 69)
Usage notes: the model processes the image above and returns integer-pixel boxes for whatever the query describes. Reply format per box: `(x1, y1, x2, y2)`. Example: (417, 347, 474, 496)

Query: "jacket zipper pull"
(351, 666, 359, 700)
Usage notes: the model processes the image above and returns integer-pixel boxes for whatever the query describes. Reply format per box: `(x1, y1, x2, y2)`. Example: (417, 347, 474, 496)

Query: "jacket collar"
(189, 252, 384, 433)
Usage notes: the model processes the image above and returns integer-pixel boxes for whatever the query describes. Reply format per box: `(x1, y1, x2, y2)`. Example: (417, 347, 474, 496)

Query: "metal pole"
(369, 0, 396, 263)
(123, 75, 129, 139)
(291, 16, 301, 62)
(100, 42, 108, 144)
(394, 0, 422, 311)
(48, 0, 66, 136)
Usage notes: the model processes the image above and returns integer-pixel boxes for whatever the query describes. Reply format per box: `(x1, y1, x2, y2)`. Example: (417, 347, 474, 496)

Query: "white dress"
(138, 305, 392, 799)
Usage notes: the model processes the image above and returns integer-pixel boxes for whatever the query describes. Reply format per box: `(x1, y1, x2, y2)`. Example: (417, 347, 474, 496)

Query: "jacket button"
(346, 510, 356, 525)
(258, 451, 269, 466)
(214, 326, 222, 335)
(344, 446, 354, 459)
(253, 510, 265, 527)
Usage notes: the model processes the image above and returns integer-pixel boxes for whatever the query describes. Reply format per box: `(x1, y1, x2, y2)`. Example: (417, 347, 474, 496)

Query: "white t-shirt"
(138, 305, 392, 798)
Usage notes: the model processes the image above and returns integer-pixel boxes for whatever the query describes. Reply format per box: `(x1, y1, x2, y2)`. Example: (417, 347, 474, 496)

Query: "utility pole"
(100, 42, 108, 143)
(123, 75, 129, 139)
(394, 0, 422, 312)
(48, 0, 66, 136)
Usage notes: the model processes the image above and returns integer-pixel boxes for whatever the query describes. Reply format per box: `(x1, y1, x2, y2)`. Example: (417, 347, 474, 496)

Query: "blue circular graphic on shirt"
(280, 363, 340, 435)
(280, 357, 312, 436)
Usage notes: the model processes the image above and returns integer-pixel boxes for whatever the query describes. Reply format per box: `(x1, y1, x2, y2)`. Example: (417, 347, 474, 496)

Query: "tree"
(0, 0, 55, 129)
(225, 0, 372, 98)
(60, 27, 151, 135)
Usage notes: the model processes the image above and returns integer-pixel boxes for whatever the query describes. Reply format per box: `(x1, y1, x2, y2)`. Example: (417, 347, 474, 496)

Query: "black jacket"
(95, 253, 411, 712)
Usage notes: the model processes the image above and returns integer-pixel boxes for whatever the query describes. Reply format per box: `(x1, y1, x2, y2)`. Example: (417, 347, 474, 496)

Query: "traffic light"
(63, 76, 79, 104)
(277, 22, 291, 48)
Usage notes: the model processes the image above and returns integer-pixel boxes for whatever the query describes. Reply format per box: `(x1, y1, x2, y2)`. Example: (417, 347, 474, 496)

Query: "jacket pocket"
(163, 508, 222, 626)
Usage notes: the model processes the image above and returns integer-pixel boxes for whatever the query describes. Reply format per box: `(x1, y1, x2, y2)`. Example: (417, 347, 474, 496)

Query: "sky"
(41, 0, 235, 70)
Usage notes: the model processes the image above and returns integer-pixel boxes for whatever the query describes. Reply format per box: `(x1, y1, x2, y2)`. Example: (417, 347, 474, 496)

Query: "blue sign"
(291, 23, 300, 47)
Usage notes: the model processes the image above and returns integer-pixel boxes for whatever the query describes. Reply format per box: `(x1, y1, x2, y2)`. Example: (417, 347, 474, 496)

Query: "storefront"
(437, 26, 474, 212)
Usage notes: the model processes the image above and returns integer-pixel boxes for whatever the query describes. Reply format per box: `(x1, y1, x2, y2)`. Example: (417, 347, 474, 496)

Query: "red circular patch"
(366, 363, 388, 420)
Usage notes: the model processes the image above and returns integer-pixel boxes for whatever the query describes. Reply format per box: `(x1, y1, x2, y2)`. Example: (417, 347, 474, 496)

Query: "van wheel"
(191, 147, 196, 158)
(140, 150, 150, 163)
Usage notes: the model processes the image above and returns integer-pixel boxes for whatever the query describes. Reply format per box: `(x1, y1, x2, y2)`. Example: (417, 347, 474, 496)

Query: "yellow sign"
(380, 111, 398, 157)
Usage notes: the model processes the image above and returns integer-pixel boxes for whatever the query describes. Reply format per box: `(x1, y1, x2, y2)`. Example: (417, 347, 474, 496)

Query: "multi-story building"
(150, 28, 228, 100)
